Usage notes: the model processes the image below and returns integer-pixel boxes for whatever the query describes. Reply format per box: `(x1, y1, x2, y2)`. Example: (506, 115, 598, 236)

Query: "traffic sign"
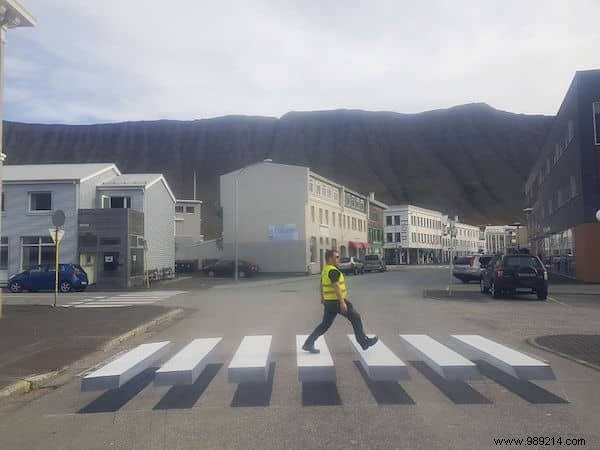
(49, 228, 65, 243)
(52, 210, 66, 227)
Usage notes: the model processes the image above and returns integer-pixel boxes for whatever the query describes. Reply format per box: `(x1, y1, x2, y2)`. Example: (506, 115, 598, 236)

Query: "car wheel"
(239, 270, 247, 278)
(9, 281, 23, 293)
(60, 281, 72, 293)
(480, 279, 489, 294)
(537, 289, 548, 300)
(208, 270, 215, 277)
(491, 281, 501, 299)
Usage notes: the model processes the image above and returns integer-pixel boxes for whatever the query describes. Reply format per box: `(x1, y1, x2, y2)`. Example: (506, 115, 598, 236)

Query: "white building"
(175, 199, 203, 268)
(383, 205, 443, 264)
(449, 220, 486, 258)
(220, 162, 369, 274)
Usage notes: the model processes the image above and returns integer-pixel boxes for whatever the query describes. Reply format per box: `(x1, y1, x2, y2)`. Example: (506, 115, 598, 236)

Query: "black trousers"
(304, 300, 368, 347)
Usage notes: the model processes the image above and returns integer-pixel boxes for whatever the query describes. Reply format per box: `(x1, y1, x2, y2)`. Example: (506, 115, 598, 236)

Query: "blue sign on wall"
(268, 224, 298, 241)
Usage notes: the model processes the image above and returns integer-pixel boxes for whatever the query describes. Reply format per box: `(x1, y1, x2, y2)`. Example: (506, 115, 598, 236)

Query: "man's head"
(325, 249, 339, 265)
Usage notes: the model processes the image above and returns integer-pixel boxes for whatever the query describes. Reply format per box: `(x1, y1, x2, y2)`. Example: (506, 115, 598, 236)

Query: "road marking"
(155, 338, 222, 386)
(349, 335, 409, 381)
(297, 335, 335, 382)
(548, 296, 569, 306)
(228, 335, 272, 383)
(63, 290, 186, 308)
(450, 335, 555, 380)
(81, 341, 171, 391)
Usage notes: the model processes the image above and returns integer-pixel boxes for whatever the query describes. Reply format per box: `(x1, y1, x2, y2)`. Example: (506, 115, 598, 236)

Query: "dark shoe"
(360, 336, 379, 350)
(302, 343, 320, 354)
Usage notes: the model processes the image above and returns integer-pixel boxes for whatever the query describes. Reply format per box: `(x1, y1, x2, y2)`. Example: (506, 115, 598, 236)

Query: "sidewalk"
(0, 304, 182, 394)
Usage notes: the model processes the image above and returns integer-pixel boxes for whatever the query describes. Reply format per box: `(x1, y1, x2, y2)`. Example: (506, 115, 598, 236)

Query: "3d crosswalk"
(81, 334, 555, 393)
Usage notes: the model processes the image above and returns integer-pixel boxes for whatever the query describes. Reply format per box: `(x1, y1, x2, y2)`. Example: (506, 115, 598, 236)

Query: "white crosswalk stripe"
(64, 290, 186, 308)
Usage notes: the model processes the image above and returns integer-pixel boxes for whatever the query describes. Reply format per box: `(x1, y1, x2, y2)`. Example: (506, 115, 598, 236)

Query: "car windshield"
(339, 258, 351, 263)
(364, 255, 379, 261)
(504, 256, 543, 269)
(455, 257, 471, 265)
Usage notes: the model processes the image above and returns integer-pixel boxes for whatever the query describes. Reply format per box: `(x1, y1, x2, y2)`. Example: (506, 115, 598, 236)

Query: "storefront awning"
(349, 241, 371, 250)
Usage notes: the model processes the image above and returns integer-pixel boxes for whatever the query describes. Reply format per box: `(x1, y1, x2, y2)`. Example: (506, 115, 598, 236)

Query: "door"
(28, 265, 53, 290)
(80, 254, 96, 285)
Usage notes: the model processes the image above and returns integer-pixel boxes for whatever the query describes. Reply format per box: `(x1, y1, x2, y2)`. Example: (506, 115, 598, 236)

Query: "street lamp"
(0, 1, 36, 319)
(234, 158, 272, 281)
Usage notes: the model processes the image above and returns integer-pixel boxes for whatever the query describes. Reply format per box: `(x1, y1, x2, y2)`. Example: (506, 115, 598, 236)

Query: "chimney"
(369, 192, 375, 201)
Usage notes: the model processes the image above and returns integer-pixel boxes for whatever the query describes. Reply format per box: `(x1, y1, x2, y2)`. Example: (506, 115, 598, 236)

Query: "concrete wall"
(221, 163, 308, 273)
(1, 182, 78, 278)
(144, 181, 175, 274)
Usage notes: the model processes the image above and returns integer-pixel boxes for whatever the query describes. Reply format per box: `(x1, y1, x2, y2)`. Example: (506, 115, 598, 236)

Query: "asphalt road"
(0, 267, 598, 450)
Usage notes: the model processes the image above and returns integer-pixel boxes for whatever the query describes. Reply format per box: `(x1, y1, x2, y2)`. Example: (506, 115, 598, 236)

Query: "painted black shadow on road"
(79, 367, 156, 414)
(475, 360, 568, 404)
(353, 361, 415, 405)
(154, 363, 223, 410)
(230, 362, 275, 407)
(409, 361, 492, 405)
(302, 382, 342, 406)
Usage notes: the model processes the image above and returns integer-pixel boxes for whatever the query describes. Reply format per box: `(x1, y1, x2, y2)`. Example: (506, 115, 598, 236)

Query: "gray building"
(524, 69, 600, 282)
(1, 164, 175, 288)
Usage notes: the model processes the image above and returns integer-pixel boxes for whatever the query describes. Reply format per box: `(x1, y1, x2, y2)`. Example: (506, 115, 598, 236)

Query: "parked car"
(7, 263, 89, 293)
(453, 254, 493, 283)
(363, 254, 386, 272)
(480, 254, 548, 300)
(338, 257, 364, 275)
(202, 259, 259, 278)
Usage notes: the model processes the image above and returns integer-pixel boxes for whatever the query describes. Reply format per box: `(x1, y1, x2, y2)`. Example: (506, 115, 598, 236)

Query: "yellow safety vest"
(321, 264, 347, 301)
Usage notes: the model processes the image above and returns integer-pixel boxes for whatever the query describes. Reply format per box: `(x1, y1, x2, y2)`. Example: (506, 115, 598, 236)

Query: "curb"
(0, 370, 62, 399)
(0, 308, 185, 401)
(527, 337, 600, 372)
(101, 307, 185, 352)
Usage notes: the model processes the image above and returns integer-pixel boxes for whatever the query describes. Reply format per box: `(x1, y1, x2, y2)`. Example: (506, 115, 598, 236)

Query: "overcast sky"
(4, 0, 599, 124)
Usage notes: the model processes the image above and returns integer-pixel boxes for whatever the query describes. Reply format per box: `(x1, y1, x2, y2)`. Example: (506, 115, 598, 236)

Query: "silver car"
(452, 254, 493, 283)
(338, 257, 364, 275)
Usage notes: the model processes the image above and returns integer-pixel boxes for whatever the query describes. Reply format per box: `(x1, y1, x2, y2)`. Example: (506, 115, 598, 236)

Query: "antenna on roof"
(193, 170, 197, 200)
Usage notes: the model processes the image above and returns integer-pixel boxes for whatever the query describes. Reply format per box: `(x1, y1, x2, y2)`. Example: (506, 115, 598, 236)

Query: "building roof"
(3, 163, 120, 183)
(99, 174, 176, 202)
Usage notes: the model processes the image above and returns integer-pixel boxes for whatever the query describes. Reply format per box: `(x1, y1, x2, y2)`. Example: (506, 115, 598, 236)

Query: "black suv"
(480, 254, 548, 300)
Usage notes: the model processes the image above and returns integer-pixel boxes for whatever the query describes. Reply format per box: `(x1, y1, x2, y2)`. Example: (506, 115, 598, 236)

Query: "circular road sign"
(52, 209, 66, 227)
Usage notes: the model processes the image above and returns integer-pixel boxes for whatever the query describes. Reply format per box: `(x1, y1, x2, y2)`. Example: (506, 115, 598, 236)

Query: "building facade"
(383, 205, 443, 264)
(524, 69, 600, 282)
(175, 199, 203, 271)
(220, 162, 369, 274)
(484, 225, 527, 255)
(367, 193, 387, 255)
(1, 164, 175, 288)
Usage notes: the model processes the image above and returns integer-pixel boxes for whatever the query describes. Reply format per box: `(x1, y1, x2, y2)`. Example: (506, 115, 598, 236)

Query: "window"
(548, 199, 553, 215)
(557, 189, 563, 208)
(100, 237, 121, 246)
(352, 217, 357, 230)
(175, 205, 184, 213)
(386, 216, 392, 226)
(317, 185, 321, 195)
(358, 219, 362, 232)
(326, 237, 329, 245)
(109, 196, 131, 209)
(333, 191, 338, 201)
(0, 237, 7, 270)
(29, 192, 52, 212)
(319, 208, 323, 224)
(594, 102, 600, 145)
(310, 237, 317, 263)
(394, 215, 400, 225)
(309, 182, 313, 193)
(338, 213, 341, 226)
(186, 206, 195, 214)
(332, 238, 337, 249)
(311, 206, 315, 222)
(387, 233, 393, 243)
(332, 213, 336, 227)
(325, 209, 329, 225)
(570, 175, 577, 198)
(395, 232, 401, 242)
(21, 236, 55, 269)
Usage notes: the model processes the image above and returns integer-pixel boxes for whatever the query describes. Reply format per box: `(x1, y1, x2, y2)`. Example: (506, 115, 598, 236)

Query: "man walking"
(302, 249, 378, 353)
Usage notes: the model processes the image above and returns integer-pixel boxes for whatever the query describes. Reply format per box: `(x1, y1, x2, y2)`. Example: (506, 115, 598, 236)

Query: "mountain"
(3, 103, 552, 238)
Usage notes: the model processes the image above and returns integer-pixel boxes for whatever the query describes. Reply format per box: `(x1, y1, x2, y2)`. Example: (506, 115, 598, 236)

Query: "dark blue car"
(7, 264, 89, 293)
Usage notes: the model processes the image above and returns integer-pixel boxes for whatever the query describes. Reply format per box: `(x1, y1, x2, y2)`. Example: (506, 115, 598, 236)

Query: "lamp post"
(234, 159, 272, 281)
(0, 1, 36, 319)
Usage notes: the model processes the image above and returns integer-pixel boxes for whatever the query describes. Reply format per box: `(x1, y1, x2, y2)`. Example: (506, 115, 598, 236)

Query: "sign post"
(51, 210, 65, 308)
